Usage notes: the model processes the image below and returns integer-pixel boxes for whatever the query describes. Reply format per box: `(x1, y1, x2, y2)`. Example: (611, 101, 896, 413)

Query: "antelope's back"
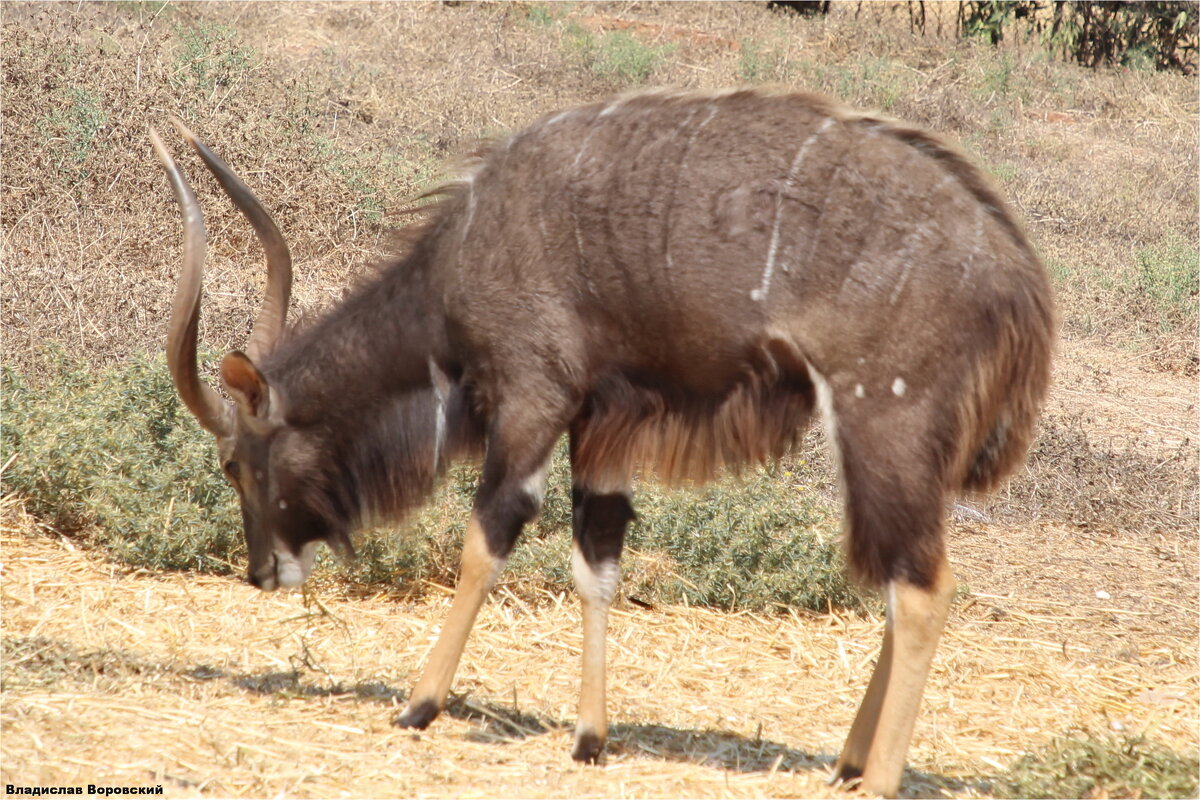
(440, 89, 1052, 468)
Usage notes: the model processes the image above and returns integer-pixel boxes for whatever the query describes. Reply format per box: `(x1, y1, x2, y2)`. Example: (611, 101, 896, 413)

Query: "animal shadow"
(213, 665, 983, 795)
(612, 721, 829, 774)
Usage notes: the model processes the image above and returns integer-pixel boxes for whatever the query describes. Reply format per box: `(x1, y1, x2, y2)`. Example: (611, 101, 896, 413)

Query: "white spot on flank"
(278, 499, 288, 511)
(892, 377, 907, 397)
(666, 105, 719, 272)
(854, 383, 865, 399)
(752, 118, 835, 302)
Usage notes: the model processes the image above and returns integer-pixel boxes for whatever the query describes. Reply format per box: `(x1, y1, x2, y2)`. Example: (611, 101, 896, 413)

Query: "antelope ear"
(220, 351, 270, 418)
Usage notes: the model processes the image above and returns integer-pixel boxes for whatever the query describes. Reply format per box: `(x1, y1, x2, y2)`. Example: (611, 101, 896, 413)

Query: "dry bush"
(2, 3, 431, 378)
(4, 1, 1195, 378)
(986, 412, 1197, 533)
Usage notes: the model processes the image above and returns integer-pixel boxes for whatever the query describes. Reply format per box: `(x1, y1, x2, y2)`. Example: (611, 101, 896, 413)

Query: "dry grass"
(3, 1, 1196, 375)
(2, 498, 1196, 798)
(3, 3, 1198, 796)
(979, 339, 1198, 534)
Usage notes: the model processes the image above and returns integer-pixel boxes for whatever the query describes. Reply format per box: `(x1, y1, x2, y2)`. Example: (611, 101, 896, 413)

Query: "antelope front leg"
(395, 433, 554, 730)
(833, 558, 955, 797)
(394, 512, 503, 728)
(569, 487, 634, 764)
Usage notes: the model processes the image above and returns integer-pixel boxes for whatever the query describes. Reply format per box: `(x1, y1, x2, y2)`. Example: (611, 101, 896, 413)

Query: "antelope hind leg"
(833, 559, 955, 797)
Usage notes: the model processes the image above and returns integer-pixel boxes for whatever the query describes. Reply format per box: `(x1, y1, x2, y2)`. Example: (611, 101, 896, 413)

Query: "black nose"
(247, 555, 278, 591)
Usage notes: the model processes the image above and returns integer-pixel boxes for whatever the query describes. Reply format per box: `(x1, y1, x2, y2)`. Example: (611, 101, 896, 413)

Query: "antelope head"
(151, 121, 342, 590)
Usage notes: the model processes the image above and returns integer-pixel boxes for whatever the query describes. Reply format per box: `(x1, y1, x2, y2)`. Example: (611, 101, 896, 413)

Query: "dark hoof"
(571, 730, 606, 765)
(393, 698, 440, 730)
(830, 762, 863, 788)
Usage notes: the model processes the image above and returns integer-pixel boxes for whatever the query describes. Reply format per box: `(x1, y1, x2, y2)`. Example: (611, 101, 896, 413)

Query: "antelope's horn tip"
(148, 125, 175, 166)
(170, 116, 199, 145)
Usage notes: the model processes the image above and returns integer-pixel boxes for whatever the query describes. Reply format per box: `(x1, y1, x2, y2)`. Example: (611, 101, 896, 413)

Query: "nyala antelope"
(151, 88, 1052, 797)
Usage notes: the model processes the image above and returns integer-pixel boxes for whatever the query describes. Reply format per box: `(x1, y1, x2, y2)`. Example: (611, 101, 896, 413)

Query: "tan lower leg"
(397, 514, 501, 724)
(861, 560, 955, 796)
(839, 559, 956, 797)
(575, 598, 609, 750)
(571, 541, 618, 763)
(833, 624, 893, 782)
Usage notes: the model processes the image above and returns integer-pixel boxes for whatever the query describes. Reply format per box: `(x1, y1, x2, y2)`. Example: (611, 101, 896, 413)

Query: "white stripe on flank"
(680, 105, 720, 172)
(887, 222, 934, 304)
(960, 205, 984, 286)
(570, 125, 604, 264)
(664, 105, 713, 272)
(460, 178, 476, 240)
(598, 97, 626, 117)
(808, 367, 843, 477)
(572, 125, 602, 170)
(751, 118, 835, 302)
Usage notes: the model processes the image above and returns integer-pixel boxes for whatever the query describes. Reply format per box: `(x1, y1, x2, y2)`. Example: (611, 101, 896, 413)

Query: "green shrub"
(307, 134, 436, 223)
(335, 445, 857, 611)
(36, 86, 108, 178)
(737, 40, 794, 83)
(565, 26, 674, 86)
(799, 56, 910, 111)
(1135, 235, 1199, 332)
(172, 21, 256, 92)
(994, 733, 1200, 799)
(623, 468, 854, 611)
(3, 354, 858, 612)
(1, 352, 242, 573)
(524, 4, 561, 27)
(958, 1, 1197, 75)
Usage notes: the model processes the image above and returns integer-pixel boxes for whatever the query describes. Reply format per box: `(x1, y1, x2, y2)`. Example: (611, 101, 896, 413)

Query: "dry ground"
(2, 497, 1195, 799)
(2, 1, 1198, 798)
